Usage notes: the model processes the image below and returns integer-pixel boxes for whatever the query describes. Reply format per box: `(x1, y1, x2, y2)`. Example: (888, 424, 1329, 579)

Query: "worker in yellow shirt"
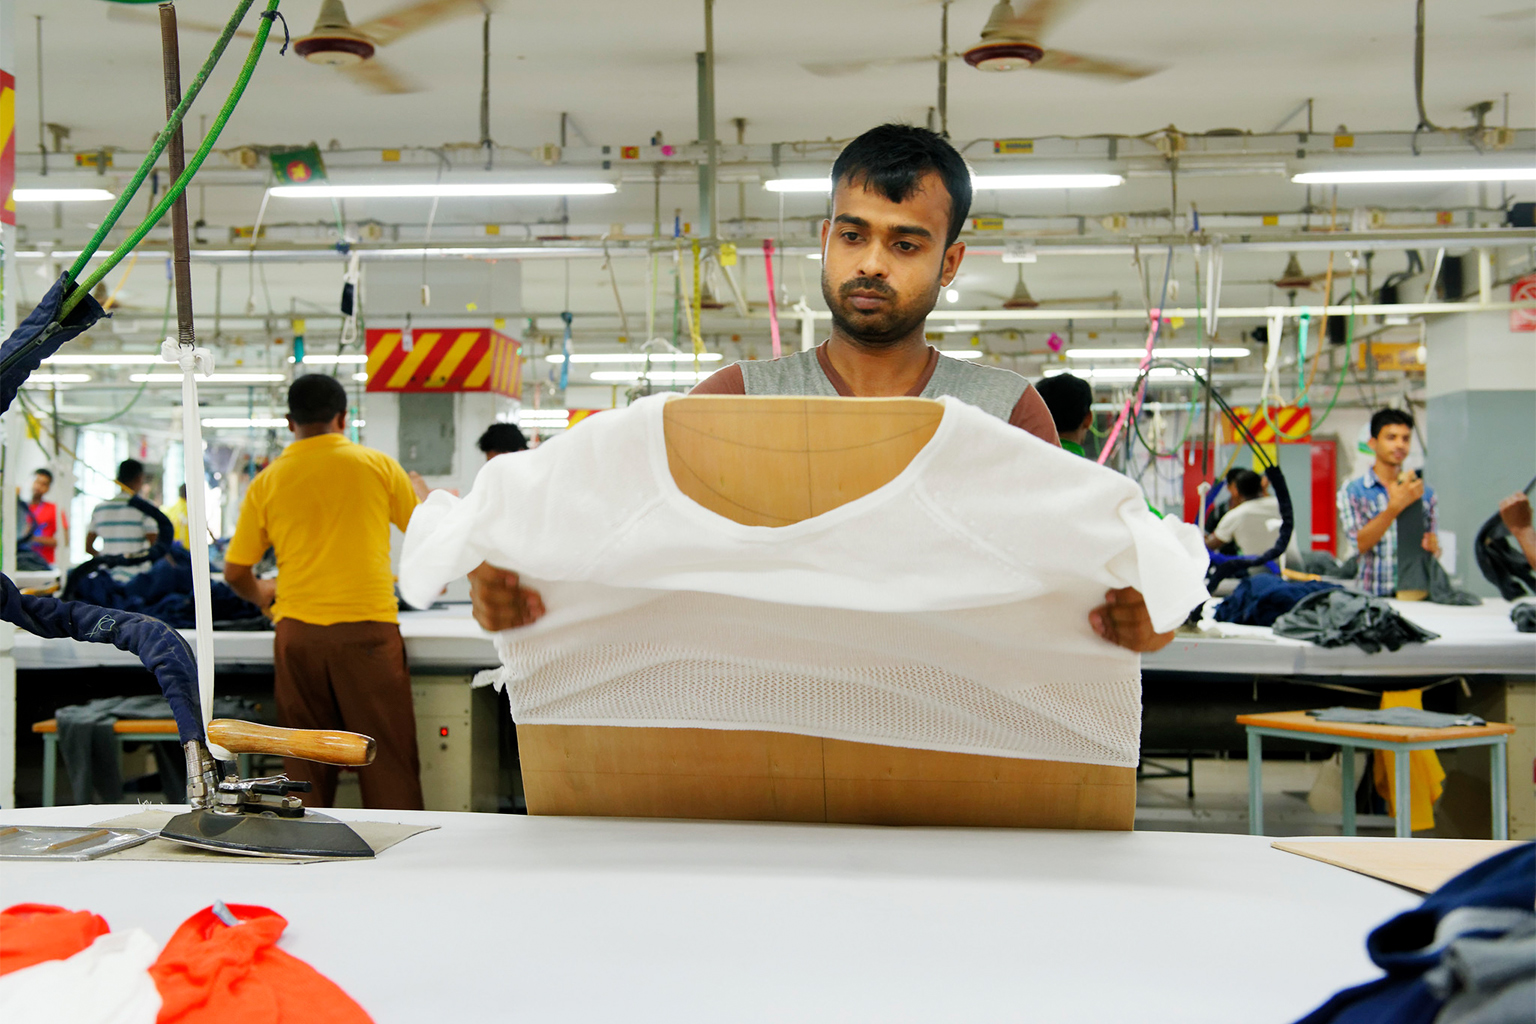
(161, 484, 190, 547)
(224, 375, 424, 810)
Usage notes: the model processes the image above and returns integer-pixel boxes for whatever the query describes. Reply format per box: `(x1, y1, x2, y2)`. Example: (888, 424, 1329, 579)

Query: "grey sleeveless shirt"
(737, 346, 1028, 423)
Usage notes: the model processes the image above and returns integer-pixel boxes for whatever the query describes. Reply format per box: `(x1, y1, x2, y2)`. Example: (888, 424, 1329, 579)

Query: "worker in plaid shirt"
(1337, 409, 1438, 596)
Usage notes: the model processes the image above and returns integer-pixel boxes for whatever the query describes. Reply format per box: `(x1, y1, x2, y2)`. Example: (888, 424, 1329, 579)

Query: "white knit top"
(400, 394, 1210, 766)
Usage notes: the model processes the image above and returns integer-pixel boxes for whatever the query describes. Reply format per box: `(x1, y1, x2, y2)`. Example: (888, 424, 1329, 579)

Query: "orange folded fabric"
(0, 903, 111, 976)
(150, 904, 371, 1024)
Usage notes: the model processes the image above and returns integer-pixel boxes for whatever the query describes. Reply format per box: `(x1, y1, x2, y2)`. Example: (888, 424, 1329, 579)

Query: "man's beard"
(822, 271, 939, 348)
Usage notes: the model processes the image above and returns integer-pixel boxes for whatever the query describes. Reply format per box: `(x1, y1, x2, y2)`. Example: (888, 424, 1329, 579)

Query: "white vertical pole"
(1477, 248, 1492, 306)
(0, 0, 17, 810)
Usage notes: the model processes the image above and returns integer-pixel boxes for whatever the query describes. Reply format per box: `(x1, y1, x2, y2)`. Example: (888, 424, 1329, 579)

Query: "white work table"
(11, 599, 1534, 678)
(1148, 597, 1536, 677)
(1, 805, 1417, 1024)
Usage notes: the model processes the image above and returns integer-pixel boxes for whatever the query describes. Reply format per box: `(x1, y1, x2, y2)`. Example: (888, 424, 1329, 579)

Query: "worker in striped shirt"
(1337, 409, 1438, 597)
(85, 459, 163, 577)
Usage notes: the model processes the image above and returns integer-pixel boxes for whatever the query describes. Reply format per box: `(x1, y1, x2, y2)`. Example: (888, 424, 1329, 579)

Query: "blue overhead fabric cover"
(1294, 843, 1535, 1024)
(0, 274, 204, 746)
(0, 273, 106, 414)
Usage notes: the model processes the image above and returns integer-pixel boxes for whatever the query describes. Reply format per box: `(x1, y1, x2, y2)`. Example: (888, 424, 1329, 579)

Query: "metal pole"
(160, 4, 195, 349)
(697, 0, 717, 241)
(938, 1, 949, 137)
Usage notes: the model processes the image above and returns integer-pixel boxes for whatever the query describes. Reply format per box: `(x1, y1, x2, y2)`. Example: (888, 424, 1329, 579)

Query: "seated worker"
(26, 468, 65, 565)
(477, 422, 529, 460)
(1035, 372, 1094, 457)
(86, 459, 162, 577)
(469, 123, 1175, 654)
(223, 375, 425, 810)
(1338, 408, 1437, 597)
(1205, 468, 1302, 564)
(1499, 492, 1536, 570)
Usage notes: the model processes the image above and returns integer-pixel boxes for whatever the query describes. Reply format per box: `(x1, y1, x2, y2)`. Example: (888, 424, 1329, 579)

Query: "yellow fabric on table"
(1371, 688, 1446, 832)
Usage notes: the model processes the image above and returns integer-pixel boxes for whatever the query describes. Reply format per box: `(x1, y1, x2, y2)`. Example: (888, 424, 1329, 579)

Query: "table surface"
(7, 598, 1534, 678)
(1237, 709, 1518, 743)
(0, 805, 1419, 1024)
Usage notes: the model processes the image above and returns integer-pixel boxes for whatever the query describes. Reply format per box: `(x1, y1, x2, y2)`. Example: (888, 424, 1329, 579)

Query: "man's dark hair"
(1232, 469, 1264, 501)
(288, 373, 349, 426)
(1033, 373, 1093, 435)
(116, 459, 145, 485)
(832, 124, 972, 246)
(478, 422, 528, 455)
(1225, 467, 1246, 485)
(33, 468, 53, 483)
(1370, 408, 1414, 437)
(178, 484, 187, 499)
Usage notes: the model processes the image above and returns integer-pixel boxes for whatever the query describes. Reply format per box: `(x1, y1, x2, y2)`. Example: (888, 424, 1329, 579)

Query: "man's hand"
(253, 578, 277, 613)
(1089, 587, 1175, 653)
(1422, 531, 1440, 556)
(1386, 473, 1425, 513)
(1500, 493, 1534, 533)
(468, 562, 545, 632)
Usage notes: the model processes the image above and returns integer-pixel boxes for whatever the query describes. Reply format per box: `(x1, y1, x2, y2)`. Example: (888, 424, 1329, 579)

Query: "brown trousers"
(273, 619, 424, 810)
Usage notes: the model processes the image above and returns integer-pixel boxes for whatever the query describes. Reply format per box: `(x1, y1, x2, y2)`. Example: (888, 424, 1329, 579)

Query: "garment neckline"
(644, 393, 957, 538)
(814, 340, 940, 398)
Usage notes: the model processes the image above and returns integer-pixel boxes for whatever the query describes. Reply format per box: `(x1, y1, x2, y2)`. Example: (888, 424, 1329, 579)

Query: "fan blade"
(800, 54, 938, 78)
(1031, 49, 1162, 81)
(999, 0, 1082, 40)
(355, 0, 490, 49)
(106, 5, 265, 40)
(336, 58, 421, 95)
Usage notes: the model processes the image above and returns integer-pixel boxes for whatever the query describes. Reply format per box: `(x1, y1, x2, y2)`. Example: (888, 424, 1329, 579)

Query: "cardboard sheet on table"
(1273, 838, 1526, 893)
(91, 810, 437, 864)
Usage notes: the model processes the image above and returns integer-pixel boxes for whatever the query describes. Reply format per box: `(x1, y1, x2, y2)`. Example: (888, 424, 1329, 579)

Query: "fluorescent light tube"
(545, 353, 723, 364)
(972, 174, 1124, 190)
(296, 354, 368, 364)
(14, 188, 115, 202)
(43, 354, 163, 365)
(1065, 347, 1250, 359)
(764, 178, 831, 193)
(132, 373, 287, 383)
(23, 373, 91, 384)
(589, 370, 713, 383)
(1292, 168, 1536, 185)
(201, 418, 288, 428)
(269, 183, 618, 199)
(764, 173, 1125, 194)
(1044, 367, 1185, 381)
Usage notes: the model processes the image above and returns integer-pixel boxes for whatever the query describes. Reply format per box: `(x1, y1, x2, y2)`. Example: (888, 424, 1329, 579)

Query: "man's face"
(30, 473, 49, 502)
(1369, 423, 1413, 468)
(820, 172, 965, 347)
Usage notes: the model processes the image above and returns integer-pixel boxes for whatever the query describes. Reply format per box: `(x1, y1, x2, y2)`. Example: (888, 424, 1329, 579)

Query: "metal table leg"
(42, 734, 57, 807)
(1491, 739, 1509, 841)
(1393, 743, 1413, 837)
(1247, 729, 1263, 836)
(1340, 743, 1356, 837)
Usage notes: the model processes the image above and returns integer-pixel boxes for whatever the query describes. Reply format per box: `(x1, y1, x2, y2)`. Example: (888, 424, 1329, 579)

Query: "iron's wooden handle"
(206, 719, 376, 766)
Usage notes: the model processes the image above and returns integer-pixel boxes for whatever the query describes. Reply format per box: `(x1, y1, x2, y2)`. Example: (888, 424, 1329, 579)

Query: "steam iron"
(161, 719, 377, 859)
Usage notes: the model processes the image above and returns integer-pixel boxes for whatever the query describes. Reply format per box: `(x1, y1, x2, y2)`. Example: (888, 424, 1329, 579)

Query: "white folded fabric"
(0, 929, 162, 1024)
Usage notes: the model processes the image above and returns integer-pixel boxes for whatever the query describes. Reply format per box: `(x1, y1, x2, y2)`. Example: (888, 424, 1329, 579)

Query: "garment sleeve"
(1211, 508, 1239, 543)
(86, 503, 106, 533)
(1008, 386, 1061, 446)
(687, 363, 746, 395)
(224, 482, 268, 566)
(384, 457, 420, 531)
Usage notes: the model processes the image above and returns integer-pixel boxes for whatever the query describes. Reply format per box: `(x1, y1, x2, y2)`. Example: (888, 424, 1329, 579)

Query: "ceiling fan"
(106, 0, 490, 95)
(802, 0, 1160, 82)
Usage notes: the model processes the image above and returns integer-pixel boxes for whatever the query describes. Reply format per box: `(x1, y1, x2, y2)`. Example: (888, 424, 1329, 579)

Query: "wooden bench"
(1236, 710, 1516, 839)
(32, 718, 252, 806)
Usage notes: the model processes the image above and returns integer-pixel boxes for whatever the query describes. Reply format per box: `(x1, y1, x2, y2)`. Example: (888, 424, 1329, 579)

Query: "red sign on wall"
(1511, 274, 1536, 333)
(0, 71, 15, 226)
